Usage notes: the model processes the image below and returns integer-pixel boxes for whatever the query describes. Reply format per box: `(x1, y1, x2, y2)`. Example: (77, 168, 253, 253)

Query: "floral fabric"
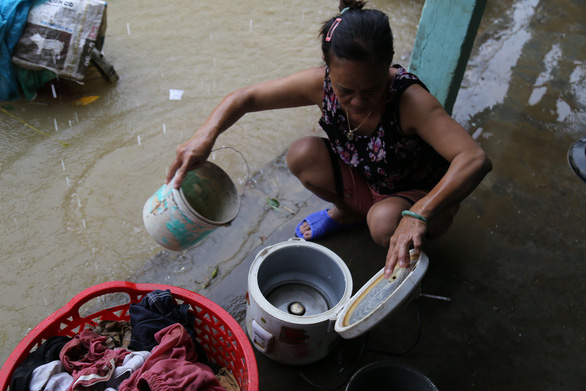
(319, 65, 449, 195)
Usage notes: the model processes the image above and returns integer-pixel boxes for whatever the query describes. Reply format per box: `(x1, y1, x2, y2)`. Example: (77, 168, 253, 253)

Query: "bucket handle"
(209, 145, 250, 219)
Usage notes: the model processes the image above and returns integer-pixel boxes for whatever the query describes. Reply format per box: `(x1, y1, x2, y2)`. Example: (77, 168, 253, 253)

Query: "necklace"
(345, 107, 372, 141)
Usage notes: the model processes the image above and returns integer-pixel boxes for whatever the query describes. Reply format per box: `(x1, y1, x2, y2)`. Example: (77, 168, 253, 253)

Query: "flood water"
(1, 0, 584, 367)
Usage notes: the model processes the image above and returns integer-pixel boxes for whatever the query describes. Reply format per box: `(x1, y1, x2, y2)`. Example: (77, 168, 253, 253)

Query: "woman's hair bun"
(338, 0, 367, 12)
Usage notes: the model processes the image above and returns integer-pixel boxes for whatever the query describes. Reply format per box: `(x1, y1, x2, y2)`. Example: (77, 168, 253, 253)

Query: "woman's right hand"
(165, 132, 215, 189)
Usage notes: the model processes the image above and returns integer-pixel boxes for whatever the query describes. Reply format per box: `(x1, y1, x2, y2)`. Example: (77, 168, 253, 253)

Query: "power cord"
(365, 299, 422, 356)
(298, 300, 422, 389)
(299, 335, 367, 390)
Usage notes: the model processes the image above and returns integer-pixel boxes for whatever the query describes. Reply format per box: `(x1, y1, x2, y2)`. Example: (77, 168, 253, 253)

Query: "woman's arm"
(166, 67, 325, 188)
(384, 84, 492, 276)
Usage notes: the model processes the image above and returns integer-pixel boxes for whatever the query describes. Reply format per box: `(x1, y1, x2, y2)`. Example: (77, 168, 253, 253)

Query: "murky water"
(0, 0, 425, 365)
(1, 0, 585, 369)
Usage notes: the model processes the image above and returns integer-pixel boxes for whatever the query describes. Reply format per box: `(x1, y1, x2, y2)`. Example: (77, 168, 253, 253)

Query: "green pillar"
(408, 0, 488, 115)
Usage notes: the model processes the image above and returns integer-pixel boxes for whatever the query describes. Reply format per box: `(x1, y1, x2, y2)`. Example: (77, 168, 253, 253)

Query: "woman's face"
(328, 56, 390, 115)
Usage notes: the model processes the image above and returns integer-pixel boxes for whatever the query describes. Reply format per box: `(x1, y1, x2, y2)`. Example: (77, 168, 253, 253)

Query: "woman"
(166, 0, 492, 278)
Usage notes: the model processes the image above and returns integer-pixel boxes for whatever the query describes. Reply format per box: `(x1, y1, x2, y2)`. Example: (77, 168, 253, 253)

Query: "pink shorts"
(334, 154, 459, 238)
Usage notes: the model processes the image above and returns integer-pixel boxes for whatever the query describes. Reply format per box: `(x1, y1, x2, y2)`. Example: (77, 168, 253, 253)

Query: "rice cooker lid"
(334, 250, 429, 339)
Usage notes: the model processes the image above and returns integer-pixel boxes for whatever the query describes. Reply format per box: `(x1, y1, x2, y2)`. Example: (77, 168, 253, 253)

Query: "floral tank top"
(319, 65, 449, 195)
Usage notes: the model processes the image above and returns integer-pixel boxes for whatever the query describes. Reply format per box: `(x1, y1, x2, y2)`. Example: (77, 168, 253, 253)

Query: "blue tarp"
(0, 0, 54, 101)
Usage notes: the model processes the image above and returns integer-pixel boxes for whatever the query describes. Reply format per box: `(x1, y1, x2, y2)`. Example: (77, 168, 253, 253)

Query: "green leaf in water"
(211, 266, 219, 279)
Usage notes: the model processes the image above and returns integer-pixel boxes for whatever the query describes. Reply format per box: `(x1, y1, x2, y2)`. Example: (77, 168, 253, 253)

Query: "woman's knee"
(367, 199, 409, 246)
(368, 217, 398, 247)
(286, 136, 328, 177)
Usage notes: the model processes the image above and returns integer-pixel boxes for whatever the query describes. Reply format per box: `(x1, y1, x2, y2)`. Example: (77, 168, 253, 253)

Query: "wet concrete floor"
(127, 2, 586, 385)
(3, 0, 584, 388)
(129, 142, 586, 390)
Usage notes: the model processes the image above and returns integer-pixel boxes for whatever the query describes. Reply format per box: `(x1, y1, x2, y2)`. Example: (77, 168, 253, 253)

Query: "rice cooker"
(245, 238, 428, 365)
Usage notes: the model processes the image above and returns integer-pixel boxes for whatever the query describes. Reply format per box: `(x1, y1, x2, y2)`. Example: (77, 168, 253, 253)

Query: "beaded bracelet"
(401, 210, 429, 225)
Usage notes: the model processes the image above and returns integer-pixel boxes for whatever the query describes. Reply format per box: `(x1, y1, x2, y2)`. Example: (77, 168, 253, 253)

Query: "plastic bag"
(0, 0, 37, 101)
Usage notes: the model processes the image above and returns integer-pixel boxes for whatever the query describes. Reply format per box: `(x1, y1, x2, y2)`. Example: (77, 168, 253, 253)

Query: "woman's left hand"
(384, 217, 427, 278)
(381, 81, 492, 279)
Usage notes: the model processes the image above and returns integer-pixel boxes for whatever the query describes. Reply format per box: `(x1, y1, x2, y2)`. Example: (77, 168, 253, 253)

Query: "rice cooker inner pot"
(257, 246, 348, 317)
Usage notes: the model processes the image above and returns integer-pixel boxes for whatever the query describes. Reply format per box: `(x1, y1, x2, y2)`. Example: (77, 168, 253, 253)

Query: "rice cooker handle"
(251, 320, 274, 354)
(257, 238, 304, 258)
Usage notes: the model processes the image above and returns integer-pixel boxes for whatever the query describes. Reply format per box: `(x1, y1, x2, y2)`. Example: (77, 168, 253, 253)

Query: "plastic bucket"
(346, 361, 439, 391)
(143, 161, 240, 251)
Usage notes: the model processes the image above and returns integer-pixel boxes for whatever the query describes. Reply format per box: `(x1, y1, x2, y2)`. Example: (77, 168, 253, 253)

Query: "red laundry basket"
(0, 281, 258, 391)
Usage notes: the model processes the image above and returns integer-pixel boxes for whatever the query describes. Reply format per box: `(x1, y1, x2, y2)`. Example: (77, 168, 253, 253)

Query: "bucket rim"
(173, 161, 241, 226)
(346, 360, 438, 391)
